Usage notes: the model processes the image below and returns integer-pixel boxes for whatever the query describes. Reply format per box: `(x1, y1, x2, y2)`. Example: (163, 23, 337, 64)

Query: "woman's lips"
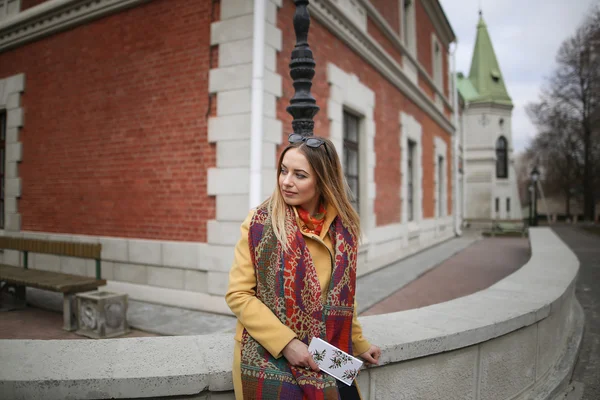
(282, 190, 296, 196)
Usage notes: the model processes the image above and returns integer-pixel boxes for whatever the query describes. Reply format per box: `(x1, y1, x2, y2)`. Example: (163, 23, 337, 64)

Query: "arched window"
(496, 136, 508, 178)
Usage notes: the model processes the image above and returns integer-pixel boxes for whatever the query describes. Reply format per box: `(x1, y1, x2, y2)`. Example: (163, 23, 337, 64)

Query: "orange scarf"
(297, 204, 327, 236)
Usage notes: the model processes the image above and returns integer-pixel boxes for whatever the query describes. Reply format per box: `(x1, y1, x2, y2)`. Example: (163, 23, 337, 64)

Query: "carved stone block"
(75, 291, 129, 339)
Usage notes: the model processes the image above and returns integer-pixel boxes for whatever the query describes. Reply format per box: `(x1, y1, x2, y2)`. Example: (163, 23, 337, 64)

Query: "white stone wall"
(0, 73, 24, 234)
(206, 0, 283, 298)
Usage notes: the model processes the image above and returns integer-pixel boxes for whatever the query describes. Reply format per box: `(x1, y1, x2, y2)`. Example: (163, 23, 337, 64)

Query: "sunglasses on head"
(288, 133, 331, 159)
(288, 133, 326, 147)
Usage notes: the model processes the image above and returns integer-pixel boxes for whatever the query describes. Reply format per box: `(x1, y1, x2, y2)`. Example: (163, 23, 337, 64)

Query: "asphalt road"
(552, 226, 600, 400)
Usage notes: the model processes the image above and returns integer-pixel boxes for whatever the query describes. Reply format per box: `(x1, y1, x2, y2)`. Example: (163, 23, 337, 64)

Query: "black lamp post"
(530, 166, 540, 227)
(287, 0, 319, 137)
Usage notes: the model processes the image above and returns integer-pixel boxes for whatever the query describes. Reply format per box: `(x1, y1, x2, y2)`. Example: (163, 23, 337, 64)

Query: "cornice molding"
(357, 0, 452, 110)
(310, 0, 454, 135)
(420, 0, 456, 45)
(0, 0, 152, 53)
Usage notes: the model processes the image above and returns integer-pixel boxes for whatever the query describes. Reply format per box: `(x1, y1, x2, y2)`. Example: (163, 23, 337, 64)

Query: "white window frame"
(431, 34, 443, 90)
(0, 0, 20, 21)
(434, 136, 447, 218)
(327, 63, 376, 238)
(399, 0, 416, 54)
(400, 112, 423, 227)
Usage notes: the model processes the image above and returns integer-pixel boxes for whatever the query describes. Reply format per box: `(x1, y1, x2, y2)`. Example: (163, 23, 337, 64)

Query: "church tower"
(458, 12, 522, 224)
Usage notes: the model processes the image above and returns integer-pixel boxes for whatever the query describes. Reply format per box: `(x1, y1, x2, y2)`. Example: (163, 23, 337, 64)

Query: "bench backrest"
(0, 237, 101, 259)
(0, 237, 103, 279)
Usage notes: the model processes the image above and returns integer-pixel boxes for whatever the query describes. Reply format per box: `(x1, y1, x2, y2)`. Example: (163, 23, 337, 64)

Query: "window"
(506, 198, 511, 213)
(0, 0, 20, 21)
(432, 37, 443, 89)
(343, 111, 360, 213)
(0, 110, 5, 229)
(400, 0, 416, 53)
(496, 136, 508, 178)
(495, 197, 500, 214)
(438, 155, 444, 217)
(407, 140, 416, 221)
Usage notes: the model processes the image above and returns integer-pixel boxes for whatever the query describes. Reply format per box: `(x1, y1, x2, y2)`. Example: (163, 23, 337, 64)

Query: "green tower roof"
(463, 14, 512, 106)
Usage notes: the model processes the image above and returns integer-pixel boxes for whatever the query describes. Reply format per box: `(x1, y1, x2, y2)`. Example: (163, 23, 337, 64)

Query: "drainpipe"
(249, 0, 267, 209)
(451, 43, 462, 236)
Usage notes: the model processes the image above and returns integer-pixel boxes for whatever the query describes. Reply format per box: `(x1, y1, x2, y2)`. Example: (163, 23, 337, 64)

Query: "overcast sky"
(439, 0, 597, 153)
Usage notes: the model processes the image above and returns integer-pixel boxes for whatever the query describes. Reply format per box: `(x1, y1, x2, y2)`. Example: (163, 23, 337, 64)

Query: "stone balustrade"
(0, 227, 583, 400)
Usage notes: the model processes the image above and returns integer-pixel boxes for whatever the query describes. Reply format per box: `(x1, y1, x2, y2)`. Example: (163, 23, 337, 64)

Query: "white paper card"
(308, 337, 363, 386)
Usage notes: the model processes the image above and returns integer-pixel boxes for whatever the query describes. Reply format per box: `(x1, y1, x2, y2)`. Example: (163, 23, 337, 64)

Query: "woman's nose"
(282, 174, 293, 187)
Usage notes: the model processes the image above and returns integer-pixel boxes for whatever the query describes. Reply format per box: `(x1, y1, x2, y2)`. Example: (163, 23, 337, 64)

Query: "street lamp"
(530, 166, 540, 227)
(528, 184, 534, 227)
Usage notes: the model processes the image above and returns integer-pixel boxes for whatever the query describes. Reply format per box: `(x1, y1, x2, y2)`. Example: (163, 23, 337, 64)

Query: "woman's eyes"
(280, 168, 306, 179)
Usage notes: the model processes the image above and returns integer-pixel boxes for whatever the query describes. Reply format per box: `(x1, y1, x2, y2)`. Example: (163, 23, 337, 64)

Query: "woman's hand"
(282, 338, 320, 372)
(359, 344, 381, 366)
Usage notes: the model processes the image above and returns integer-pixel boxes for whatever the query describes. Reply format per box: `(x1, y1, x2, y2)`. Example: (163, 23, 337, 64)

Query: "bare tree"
(526, 101, 582, 215)
(526, 5, 600, 220)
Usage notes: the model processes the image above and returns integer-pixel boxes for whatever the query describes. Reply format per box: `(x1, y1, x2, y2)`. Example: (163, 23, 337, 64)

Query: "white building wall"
(463, 104, 522, 222)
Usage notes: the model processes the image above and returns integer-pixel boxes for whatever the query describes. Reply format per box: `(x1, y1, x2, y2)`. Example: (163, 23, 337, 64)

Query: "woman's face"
(279, 148, 320, 213)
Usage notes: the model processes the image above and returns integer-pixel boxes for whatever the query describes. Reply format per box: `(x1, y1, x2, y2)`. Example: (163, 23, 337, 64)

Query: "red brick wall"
(277, 0, 452, 223)
(370, 0, 400, 33)
(21, 0, 50, 11)
(367, 17, 403, 67)
(415, 0, 450, 101)
(0, 0, 216, 242)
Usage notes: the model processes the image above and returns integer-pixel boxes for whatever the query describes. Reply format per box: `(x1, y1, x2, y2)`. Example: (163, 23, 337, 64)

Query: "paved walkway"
(356, 234, 480, 313)
(362, 237, 530, 315)
(552, 226, 600, 400)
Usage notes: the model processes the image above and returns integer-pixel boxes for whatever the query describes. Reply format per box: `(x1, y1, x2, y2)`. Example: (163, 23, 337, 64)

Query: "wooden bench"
(0, 237, 105, 331)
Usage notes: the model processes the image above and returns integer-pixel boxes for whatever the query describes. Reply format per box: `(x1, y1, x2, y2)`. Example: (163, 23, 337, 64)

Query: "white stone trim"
(104, 280, 233, 316)
(360, 0, 449, 107)
(0, 230, 229, 269)
(0, 0, 152, 52)
(0, 0, 19, 22)
(327, 63, 376, 237)
(0, 228, 237, 304)
(431, 33, 444, 111)
(434, 136, 448, 218)
(398, 0, 416, 54)
(0, 73, 24, 232)
(310, 0, 454, 135)
(330, 0, 367, 32)
(207, 0, 283, 247)
(400, 112, 423, 226)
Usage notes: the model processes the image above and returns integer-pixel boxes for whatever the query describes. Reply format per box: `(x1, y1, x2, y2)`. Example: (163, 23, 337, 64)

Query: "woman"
(226, 133, 381, 399)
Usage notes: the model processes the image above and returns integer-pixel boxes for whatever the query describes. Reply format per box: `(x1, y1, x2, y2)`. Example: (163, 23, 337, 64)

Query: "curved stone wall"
(0, 228, 583, 400)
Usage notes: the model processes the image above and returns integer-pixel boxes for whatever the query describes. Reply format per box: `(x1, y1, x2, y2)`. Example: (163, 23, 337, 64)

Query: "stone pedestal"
(75, 291, 129, 339)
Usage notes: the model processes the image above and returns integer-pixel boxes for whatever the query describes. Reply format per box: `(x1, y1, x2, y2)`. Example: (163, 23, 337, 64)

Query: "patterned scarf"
(241, 204, 358, 400)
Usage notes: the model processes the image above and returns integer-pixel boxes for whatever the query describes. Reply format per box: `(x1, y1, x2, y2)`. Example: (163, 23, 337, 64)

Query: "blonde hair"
(261, 137, 361, 251)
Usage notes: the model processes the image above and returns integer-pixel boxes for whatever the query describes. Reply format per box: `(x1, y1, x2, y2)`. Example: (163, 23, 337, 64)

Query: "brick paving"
(0, 301, 159, 340)
(361, 237, 531, 315)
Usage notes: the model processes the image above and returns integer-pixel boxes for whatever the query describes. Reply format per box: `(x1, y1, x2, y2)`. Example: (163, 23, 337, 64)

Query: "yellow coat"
(225, 204, 371, 398)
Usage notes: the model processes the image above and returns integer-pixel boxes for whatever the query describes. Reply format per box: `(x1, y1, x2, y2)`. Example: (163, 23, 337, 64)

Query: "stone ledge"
(0, 0, 152, 52)
(0, 228, 580, 399)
